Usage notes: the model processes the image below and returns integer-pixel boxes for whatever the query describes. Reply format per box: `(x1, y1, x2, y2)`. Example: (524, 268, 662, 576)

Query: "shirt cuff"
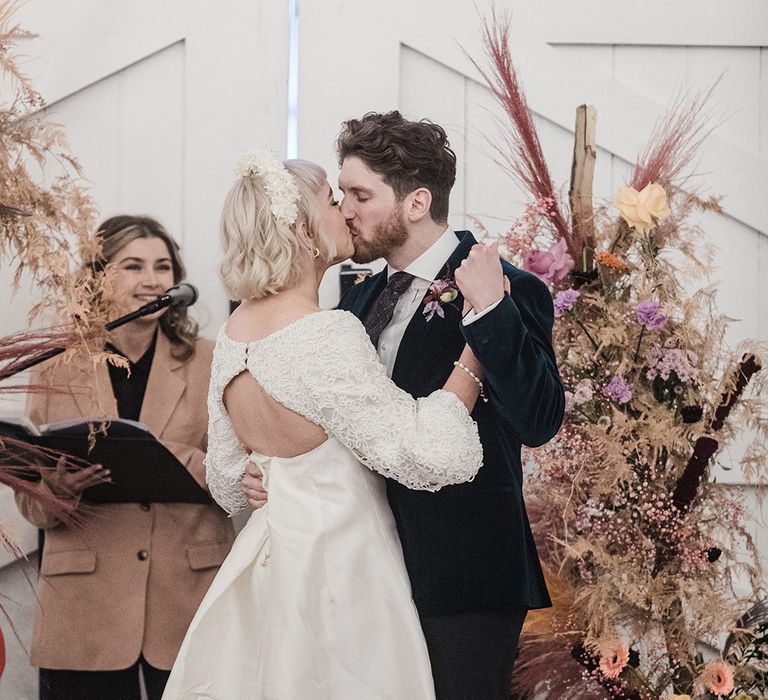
(462, 298, 502, 325)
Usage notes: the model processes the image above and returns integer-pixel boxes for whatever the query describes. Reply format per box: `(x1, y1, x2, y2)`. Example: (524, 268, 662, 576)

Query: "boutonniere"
(422, 276, 459, 321)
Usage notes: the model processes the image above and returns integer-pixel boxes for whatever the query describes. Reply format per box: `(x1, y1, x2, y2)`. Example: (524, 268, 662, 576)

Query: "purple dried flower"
(635, 300, 668, 330)
(602, 376, 633, 404)
(553, 289, 580, 318)
(422, 276, 458, 321)
(423, 300, 443, 321)
(646, 346, 699, 383)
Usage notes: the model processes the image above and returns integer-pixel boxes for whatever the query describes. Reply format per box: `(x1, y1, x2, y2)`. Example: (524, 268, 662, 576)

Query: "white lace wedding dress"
(163, 310, 482, 700)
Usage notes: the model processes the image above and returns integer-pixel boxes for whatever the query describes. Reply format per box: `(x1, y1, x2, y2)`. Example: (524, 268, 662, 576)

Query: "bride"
(163, 151, 492, 699)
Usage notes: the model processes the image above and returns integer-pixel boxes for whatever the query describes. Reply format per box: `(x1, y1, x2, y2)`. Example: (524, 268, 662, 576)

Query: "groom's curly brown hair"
(336, 110, 456, 224)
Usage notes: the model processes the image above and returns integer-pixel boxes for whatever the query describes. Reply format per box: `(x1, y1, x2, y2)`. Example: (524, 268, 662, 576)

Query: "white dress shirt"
(376, 228, 501, 377)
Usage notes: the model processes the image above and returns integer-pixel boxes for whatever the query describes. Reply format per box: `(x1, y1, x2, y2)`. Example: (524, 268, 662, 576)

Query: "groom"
(336, 111, 564, 699)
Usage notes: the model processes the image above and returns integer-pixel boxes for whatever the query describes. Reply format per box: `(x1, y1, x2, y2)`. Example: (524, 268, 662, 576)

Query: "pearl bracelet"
(453, 361, 488, 403)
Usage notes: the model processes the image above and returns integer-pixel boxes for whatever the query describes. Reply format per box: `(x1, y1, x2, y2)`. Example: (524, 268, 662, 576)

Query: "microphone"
(160, 282, 198, 309)
(7, 283, 201, 377)
(105, 283, 198, 330)
(133, 282, 198, 313)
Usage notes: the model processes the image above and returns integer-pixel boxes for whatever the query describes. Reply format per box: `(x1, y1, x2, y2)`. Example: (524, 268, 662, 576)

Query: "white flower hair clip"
(235, 149, 300, 226)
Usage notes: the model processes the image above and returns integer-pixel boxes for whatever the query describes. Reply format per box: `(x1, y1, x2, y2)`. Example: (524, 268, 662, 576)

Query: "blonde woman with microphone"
(15, 215, 235, 700)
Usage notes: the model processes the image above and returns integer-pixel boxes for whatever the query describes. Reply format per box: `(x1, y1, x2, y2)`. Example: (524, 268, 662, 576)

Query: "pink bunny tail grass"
(631, 81, 720, 192)
(0, 326, 96, 383)
(0, 440, 84, 528)
(466, 8, 576, 256)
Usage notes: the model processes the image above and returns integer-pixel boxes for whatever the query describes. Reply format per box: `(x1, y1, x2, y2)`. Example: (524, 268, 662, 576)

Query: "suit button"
(137, 550, 148, 561)
(139, 503, 150, 511)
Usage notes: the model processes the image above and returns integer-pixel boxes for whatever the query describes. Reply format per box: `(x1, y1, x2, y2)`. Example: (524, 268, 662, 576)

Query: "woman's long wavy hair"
(90, 215, 198, 360)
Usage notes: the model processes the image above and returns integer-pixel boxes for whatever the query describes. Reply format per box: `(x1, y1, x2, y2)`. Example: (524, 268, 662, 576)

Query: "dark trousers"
(420, 608, 527, 700)
(39, 656, 170, 700)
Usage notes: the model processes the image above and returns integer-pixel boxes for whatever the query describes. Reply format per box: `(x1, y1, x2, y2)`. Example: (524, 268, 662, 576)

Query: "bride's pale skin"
(235, 181, 508, 508)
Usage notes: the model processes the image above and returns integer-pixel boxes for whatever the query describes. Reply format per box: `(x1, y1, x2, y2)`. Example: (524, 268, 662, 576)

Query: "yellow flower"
(615, 182, 671, 234)
(667, 695, 692, 700)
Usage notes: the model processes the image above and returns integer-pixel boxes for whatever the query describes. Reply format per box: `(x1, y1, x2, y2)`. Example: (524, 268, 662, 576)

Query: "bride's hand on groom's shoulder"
(242, 460, 268, 509)
(456, 242, 509, 314)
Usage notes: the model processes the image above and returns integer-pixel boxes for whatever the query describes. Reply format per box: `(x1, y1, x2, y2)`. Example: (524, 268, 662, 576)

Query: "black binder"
(0, 417, 211, 504)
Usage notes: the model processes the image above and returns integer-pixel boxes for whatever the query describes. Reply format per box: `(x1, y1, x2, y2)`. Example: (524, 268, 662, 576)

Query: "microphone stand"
(7, 296, 180, 378)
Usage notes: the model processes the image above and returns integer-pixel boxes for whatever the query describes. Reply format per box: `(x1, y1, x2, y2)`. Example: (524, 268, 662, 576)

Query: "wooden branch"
(569, 104, 598, 271)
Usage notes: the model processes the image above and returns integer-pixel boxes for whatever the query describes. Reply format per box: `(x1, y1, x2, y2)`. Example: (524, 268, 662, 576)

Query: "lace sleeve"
(204, 339, 250, 516)
(254, 312, 483, 491)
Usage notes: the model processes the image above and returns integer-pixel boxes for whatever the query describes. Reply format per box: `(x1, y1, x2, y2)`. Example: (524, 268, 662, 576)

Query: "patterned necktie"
(363, 271, 415, 348)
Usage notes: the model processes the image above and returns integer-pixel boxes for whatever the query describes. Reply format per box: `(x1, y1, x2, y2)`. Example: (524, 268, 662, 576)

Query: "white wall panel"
(520, 0, 768, 46)
(759, 229, 768, 339)
(687, 47, 761, 153)
(400, 47, 467, 231)
(463, 78, 524, 237)
(48, 42, 185, 237)
(613, 45, 688, 106)
(116, 43, 185, 231)
(557, 44, 613, 76)
(761, 48, 768, 159)
(609, 153, 634, 192)
(703, 214, 761, 344)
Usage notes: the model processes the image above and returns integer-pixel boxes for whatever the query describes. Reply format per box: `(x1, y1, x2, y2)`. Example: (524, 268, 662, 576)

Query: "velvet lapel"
(348, 267, 388, 321)
(139, 331, 186, 438)
(391, 231, 478, 388)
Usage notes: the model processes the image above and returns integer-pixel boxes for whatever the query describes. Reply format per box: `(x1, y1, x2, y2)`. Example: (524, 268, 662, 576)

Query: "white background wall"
(1, 1, 766, 696)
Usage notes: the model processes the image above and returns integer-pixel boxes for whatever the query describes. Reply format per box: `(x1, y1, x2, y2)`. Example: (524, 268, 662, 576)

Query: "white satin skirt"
(163, 438, 435, 699)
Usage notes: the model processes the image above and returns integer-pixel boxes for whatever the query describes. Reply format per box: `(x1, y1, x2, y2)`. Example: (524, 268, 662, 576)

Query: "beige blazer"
(15, 332, 236, 671)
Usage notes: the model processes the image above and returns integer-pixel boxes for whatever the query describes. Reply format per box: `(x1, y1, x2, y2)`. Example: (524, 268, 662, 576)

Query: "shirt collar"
(386, 227, 459, 283)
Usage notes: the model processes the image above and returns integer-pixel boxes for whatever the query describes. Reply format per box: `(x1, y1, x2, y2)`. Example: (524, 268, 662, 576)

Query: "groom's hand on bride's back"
(242, 460, 268, 509)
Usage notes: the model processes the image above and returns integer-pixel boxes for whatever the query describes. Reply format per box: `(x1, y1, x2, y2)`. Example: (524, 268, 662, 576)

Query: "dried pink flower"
(523, 238, 574, 285)
(598, 642, 629, 679)
(696, 659, 734, 696)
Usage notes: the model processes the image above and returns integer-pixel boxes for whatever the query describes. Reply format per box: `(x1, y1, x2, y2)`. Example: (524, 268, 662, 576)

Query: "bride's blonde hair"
(219, 159, 336, 300)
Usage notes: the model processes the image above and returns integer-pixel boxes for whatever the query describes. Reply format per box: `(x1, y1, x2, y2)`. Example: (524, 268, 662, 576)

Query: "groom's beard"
(351, 207, 408, 264)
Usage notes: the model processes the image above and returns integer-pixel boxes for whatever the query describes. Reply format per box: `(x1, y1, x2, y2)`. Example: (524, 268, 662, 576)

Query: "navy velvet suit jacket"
(338, 231, 564, 615)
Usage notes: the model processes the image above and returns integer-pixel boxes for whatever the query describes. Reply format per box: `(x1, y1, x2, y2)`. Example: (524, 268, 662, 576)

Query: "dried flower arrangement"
(1, 1, 109, 532)
(469, 10, 768, 699)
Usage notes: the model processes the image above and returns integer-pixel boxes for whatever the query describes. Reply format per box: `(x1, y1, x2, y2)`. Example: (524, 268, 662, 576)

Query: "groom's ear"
(405, 187, 432, 224)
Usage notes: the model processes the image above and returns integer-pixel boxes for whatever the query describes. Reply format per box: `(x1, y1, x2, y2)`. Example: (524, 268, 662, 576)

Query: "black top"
(105, 330, 158, 421)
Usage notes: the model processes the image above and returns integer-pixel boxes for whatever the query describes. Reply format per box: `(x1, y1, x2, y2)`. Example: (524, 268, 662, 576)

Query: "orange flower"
(598, 642, 630, 679)
(595, 250, 630, 272)
(696, 659, 734, 696)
